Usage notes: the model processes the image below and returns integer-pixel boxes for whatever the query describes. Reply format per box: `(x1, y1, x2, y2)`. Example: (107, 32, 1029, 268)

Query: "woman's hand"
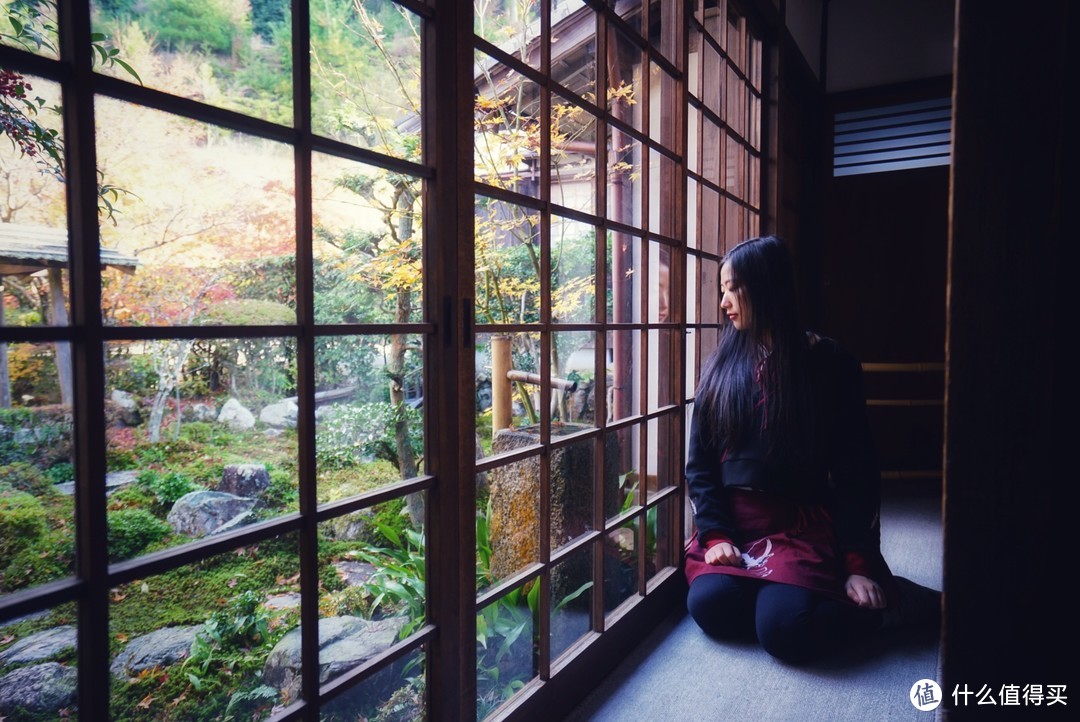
(704, 541, 742, 566)
(845, 574, 886, 609)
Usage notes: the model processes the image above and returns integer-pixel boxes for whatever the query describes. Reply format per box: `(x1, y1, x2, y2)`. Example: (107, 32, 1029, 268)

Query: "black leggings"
(686, 574, 882, 664)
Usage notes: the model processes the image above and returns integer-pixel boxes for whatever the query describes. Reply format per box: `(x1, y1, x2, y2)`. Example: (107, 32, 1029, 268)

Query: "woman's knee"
(687, 575, 754, 640)
(755, 586, 818, 664)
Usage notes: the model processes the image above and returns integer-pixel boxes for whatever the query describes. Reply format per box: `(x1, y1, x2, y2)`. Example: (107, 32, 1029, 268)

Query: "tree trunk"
(48, 267, 73, 406)
(0, 282, 10, 408)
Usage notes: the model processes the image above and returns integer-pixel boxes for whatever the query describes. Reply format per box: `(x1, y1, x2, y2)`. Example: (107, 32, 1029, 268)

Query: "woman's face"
(720, 262, 751, 331)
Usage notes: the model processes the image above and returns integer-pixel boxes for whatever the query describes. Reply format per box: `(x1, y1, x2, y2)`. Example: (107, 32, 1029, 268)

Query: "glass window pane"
(605, 231, 641, 324)
(475, 196, 541, 324)
(551, 330, 596, 431)
(0, 349, 74, 596)
(606, 128, 641, 227)
(701, 118, 722, 186)
(476, 583, 538, 720)
(101, 336, 298, 560)
(312, 153, 423, 325)
(318, 500, 426, 699)
(92, 0, 292, 125)
(552, 218, 595, 324)
(647, 241, 671, 323)
(686, 177, 699, 250)
(109, 534, 300, 717)
(550, 437, 594, 551)
(647, 329, 676, 411)
(475, 0, 542, 69)
(648, 149, 677, 237)
(604, 423, 640, 524)
(605, 329, 640, 422)
(726, 64, 744, 137)
(607, 25, 641, 131)
(551, 0, 597, 104)
(475, 52, 541, 196)
(96, 99, 296, 326)
(725, 133, 744, 198)
(551, 544, 593, 661)
(321, 647, 426, 722)
(311, 0, 422, 157)
(647, 412, 678, 491)
(648, 63, 678, 150)
(603, 517, 637, 613)
(648, 493, 679, 581)
(702, 40, 722, 117)
(550, 97, 597, 215)
(699, 257, 719, 325)
(685, 326, 697, 399)
(479, 455, 540, 592)
(725, 197, 745, 248)
(0, 74, 68, 305)
(316, 334, 424, 506)
(685, 254, 698, 324)
(700, 183, 720, 255)
(687, 105, 700, 176)
(476, 332, 542, 460)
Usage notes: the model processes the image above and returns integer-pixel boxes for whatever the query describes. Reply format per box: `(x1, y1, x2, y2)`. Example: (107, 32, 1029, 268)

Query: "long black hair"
(695, 236, 814, 460)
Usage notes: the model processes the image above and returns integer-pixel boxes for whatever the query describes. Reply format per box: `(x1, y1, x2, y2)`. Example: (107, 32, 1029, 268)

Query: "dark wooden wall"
(821, 89, 950, 487)
(943, 0, 1071, 717)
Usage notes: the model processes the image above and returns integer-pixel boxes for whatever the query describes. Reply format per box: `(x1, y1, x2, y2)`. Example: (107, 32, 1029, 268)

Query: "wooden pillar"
(943, 1, 1070, 717)
(0, 280, 10, 407)
(491, 334, 511, 437)
(48, 267, 73, 406)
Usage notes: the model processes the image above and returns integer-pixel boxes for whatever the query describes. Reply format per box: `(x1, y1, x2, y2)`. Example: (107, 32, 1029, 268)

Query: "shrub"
(0, 461, 54, 495)
(107, 508, 172, 561)
(0, 406, 72, 467)
(315, 402, 422, 470)
(3, 541, 73, 591)
(45, 461, 75, 484)
(0, 492, 47, 559)
(138, 469, 202, 505)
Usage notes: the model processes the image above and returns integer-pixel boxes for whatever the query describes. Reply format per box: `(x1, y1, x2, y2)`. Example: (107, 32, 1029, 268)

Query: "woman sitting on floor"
(684, 235, 938, 664)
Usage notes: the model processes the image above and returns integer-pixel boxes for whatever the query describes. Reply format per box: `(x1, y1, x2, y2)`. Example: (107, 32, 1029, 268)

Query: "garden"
(0, 1, 652, 718)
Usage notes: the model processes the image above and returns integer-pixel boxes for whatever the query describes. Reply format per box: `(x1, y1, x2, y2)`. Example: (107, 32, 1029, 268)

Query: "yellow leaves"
(607, 80, 638, 106)
(136, 694, 155, 710)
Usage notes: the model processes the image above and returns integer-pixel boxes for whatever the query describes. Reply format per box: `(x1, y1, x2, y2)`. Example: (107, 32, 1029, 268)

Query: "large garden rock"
(217, 398, 256, 431)
(0, 662, 77, 714)
(217, 463, 271, 499)
(321, 508, 375, 542)
(109, 625, 202, 678)
(0, 625, 76, 666)
(167, 491, 256, 537)
(332, 561, 377, 587)
(188, 402, 218, 422)
(488, 425, 619, 595)
(263, 616, 407, 704)
(259, 399, 298, 429)
(109, 389, 142, 426)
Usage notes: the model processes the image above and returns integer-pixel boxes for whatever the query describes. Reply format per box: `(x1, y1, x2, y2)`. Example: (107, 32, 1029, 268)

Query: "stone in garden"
(218, 463, 271, 499)
(109, 389, 142, 426)
(259, 399, 298, 429)
(109, 625, 202, 678)
(217, 398, 256, 431)
(264, 593, 302, 611)
(262, 615, 407, 704)
(487, 425, 619, 594)
(0, 662, 77, 715)
(188, 402, 218, 422)
(321, 508, 375, 542)
(0, 625, 76, 666)
(332, 560, 378, 587)
(167, 491, 256, 537)
(53, 470, 139, 497)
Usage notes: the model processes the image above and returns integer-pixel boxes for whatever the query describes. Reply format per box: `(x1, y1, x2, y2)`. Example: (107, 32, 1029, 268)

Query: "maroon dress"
(684, 337, 893, 604)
